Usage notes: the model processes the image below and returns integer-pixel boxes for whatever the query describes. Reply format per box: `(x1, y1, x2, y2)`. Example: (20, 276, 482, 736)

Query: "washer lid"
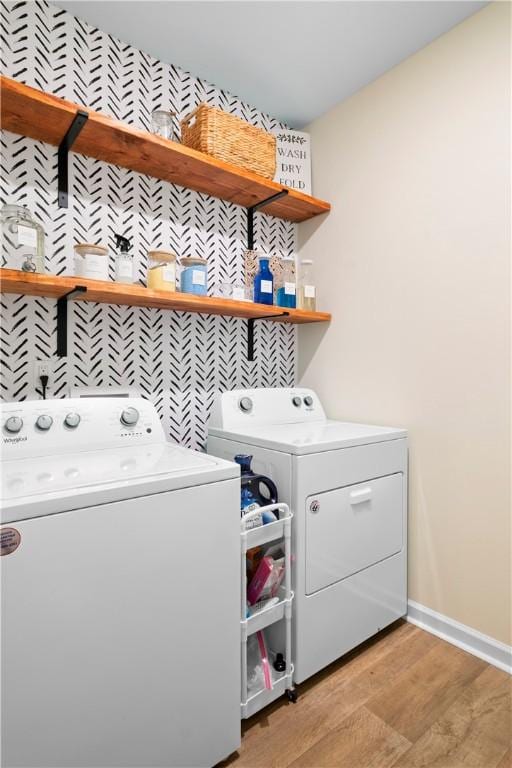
(1, 443, 239, 523)
(208, 419, 407, 455)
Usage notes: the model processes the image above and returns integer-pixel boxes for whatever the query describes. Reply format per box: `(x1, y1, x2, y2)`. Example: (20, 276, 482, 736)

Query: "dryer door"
(306, 473, 403, 594)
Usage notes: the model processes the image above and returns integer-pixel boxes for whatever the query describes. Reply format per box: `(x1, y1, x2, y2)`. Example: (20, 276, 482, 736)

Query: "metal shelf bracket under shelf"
(247, 312, 289, 361)
(246, 190, 289, 250)
(58, 110, 89, 208)
(56, 286, 87, 357)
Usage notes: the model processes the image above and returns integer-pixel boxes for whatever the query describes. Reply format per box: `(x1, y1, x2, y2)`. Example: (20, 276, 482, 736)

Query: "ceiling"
(56, 1, 488, 127)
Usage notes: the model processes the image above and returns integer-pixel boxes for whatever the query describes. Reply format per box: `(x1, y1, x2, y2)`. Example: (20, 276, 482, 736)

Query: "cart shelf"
(241, 503, 295, 717)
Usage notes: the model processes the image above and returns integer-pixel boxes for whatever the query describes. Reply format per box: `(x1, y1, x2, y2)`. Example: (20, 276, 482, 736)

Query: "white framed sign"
(273, 129, 312, 195)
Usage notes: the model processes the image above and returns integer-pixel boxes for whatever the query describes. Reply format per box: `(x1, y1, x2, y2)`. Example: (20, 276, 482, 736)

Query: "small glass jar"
(276, 257, 296, 309)
(1, 204, 45, 273)
(147, 250, 178, 291)
(151, 110, 176, 141)
(180, 257, 208, 296)
(218, 281, 250, 301)
(74, 243, 109, 281)
(298, 259, 316, 311)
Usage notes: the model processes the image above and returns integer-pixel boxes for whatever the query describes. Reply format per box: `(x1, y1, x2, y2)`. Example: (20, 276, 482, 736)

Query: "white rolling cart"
(240, 503, 296, 718)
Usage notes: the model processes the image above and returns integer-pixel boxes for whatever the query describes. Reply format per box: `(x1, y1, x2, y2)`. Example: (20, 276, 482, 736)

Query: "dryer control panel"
(1, 397, 165, 459)
(208, 387, 326, 431)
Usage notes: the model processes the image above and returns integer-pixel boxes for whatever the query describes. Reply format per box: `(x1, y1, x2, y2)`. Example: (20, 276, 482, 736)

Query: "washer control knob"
(238, 397, 253, 413)
(303, 395, 314, 407)
(120, 407, 139, 427)
(35, 414, 53, 431)
(4, 416, 23, 434)
(64, 412, 81, 429)
(292, 396, 302, 407)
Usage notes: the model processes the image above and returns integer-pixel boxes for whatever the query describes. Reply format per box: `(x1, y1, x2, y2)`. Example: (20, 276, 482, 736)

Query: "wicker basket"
(181, 103, 276, 179)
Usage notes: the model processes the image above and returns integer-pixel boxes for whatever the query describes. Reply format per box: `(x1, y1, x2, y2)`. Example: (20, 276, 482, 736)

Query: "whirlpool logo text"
(3, 436, 27, 444)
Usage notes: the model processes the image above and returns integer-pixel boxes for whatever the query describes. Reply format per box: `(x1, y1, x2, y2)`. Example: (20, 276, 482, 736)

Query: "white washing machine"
(207, 387, 407, 684)
(1, 397, 240, 768)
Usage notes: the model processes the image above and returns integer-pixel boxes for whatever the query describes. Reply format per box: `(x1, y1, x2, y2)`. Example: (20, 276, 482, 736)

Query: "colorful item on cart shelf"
(276, 257, 296, 308)
(1, 204, 45, 273)
(253, 257, 274, 305)
(147, 250, 178, 291)
(247, 548, 285, 605)
(73, 243, 109, 281)
(246, 631, 274, 694)
(235, 454, 278, 529)
(298, 258, 316, 311)
(180, 256, 208, 296)
(246, 545, 264, 581)
(257, 631, 274, 690)
(114, 234, 134, 284)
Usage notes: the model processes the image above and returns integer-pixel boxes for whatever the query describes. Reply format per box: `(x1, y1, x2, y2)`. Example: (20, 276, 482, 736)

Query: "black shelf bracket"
(247, 312, 289, 361)
(247, 190, 289, 249)
(58, 110, 89, 208)
(56, 286, 87, 357)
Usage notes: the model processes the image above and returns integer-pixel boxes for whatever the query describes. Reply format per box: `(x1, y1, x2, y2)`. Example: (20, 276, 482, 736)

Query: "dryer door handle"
(349, 487, 372, 505)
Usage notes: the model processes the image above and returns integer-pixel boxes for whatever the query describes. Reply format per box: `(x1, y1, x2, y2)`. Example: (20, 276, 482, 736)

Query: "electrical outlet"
(34, 359, 52, 390)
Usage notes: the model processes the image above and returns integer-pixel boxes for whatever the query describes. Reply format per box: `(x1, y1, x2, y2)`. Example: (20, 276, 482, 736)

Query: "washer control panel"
(209, 387, 326, 430)
(1, 397, 164, 459)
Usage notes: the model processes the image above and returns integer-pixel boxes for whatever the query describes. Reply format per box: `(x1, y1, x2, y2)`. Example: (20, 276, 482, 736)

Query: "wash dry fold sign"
(273, 129, 312, 195)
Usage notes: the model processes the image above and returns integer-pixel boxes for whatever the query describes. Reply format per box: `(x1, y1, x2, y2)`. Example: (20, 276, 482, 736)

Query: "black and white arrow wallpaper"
(0, 1, 297, 449)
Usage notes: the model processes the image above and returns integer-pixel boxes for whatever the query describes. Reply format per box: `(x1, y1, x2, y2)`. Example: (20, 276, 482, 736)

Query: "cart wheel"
(286, 688, 298, 703)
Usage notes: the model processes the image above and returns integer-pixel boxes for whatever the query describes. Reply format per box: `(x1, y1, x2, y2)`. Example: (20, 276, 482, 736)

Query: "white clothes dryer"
(1, 397, 241, 768)
(207, 387, 407, 684)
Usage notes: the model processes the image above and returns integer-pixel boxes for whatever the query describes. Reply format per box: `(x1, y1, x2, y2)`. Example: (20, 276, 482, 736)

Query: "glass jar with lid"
(74, 243, 109, 281)
(180, 257, 208, 296)
(298, 259, 316, 311)
(1, 204, 45, 273)
(147, 250, 178, 291)
(276, 257, 296, 308)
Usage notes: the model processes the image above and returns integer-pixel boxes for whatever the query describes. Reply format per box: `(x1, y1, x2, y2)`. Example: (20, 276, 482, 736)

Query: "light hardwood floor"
(221, 621, 511, 768)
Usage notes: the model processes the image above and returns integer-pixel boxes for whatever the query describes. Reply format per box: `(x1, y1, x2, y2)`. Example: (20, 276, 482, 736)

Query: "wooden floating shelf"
(0, 76, 331, 223)
(0, 270, 331, 325)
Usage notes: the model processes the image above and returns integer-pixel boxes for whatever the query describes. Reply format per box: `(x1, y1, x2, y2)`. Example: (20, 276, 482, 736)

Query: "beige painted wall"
(298, 2, 511, 645)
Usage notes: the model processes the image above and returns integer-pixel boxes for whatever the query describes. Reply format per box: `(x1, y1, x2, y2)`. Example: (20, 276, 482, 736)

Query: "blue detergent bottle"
(235, 455, 279, 525)
(253, 257, 274, 305)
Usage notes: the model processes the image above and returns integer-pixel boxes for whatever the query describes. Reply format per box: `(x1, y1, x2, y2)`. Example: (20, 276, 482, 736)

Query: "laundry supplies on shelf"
(253, 256, 274, 305)
(1, 204, 45, 273)
(298, 259, 316, 311)
(114, 234, 134, 284)
(73, 243, 109, 281)
(147, 250, 178, 291)
(180, 256, 208, 295)
(276, 256, 296, 308)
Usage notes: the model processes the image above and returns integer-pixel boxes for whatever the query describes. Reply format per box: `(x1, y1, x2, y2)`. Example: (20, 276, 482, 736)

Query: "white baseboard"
(407, 600, 511, 675)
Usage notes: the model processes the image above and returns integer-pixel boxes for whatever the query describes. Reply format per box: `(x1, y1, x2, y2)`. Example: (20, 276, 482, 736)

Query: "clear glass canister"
(180, 257, 208, 296)
(147, 250, 178, 291)
(276, 257, 296, 309)
(74, 243, 109, 281)
(298, 259, 316, 311)
(1, 204, 45, 273)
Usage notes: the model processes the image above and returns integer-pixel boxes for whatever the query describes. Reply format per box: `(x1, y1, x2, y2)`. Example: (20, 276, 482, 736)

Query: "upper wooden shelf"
(0, 76, 331, 223)
(0, 269, 331, 325)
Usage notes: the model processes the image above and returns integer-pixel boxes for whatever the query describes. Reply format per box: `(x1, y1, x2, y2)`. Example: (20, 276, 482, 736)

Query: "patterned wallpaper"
(0, 1, 296, 450)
